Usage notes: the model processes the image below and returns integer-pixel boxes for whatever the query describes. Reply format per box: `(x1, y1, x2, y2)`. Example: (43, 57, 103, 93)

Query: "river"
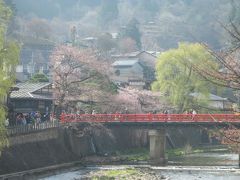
(40, 165, 240, 180)
(41, 152, 240, 180)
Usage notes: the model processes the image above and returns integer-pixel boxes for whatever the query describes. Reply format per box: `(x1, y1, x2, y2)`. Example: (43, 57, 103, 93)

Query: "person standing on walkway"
(5, 118, 9, 127)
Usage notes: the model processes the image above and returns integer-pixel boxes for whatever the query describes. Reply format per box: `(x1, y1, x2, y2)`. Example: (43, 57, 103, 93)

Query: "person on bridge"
(163, 110, 170, 121)
(125, 107, 129, 114)
(191, 109, 197, 120)
(192, 110, 197, 115)
(114, 111, 122, 121)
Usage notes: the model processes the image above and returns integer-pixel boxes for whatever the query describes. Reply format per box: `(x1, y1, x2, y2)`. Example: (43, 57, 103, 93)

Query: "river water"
(41, 152, 240, 180)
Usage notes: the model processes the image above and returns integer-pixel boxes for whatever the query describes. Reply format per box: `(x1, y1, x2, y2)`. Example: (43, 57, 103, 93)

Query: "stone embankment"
(0, 124, 148, 175)
(0, 124, 204, 175)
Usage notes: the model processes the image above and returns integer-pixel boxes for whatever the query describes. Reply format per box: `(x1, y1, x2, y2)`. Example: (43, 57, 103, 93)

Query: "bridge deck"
(60, 114, 240, 124)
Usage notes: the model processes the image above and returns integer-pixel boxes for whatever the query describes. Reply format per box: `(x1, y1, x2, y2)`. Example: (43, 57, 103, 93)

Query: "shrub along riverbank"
(80, 168, 163, 180)
(114, 145, 229, 162)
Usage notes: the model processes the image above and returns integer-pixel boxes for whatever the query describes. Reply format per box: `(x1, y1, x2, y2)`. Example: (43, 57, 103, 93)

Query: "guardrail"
(7, 121, 60, 136)
(60, 113, 240, 123)
(6, 114, 240, 135)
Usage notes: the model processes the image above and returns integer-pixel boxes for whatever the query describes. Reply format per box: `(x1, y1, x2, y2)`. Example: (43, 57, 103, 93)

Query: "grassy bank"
(81, 168, 161, 180)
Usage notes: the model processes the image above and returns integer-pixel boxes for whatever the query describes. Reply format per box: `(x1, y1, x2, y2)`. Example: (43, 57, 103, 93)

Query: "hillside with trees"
(10, 0, 232, 50)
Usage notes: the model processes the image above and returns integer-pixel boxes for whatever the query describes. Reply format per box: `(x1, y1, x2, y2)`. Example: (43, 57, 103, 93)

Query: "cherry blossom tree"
(51, 45, 113, 114)
(105, 87, 172, 114)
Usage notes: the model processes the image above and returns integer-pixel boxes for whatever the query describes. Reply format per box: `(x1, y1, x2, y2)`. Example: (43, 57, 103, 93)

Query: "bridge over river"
(60, 113, 240, 165)
(7, 113, 240, 166)
(60, 113, 240, 127)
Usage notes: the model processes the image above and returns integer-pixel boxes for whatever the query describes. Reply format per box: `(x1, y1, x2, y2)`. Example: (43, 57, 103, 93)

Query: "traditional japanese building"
(9, 82, 53, 118)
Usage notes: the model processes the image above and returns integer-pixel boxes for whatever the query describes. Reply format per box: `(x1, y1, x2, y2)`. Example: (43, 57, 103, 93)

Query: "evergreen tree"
(29, 73, 49, 83)
(122, 18, 142, 50)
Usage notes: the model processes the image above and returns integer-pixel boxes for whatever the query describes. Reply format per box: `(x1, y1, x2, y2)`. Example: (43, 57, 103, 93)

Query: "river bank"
(37, 145, 240, 179)
(41, 164, 240, 180)
(83, 145, 232, 165)
(1, 145, 239, 180)
(1, 125, 210, 175)
(40, 148, 240, 180)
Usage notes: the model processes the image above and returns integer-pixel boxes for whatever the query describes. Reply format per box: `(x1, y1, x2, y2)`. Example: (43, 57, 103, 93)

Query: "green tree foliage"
(98, 0, 118, 27)
(97, 33, 116, 52)
(3, 0, 19, 39)
(0, 0, 20, 154)
(3, 0, 16, 16)
(29, 73, 49, 83)
(122, 18, 142, 50)
(152, 43, 219, 113)
(11, 0, 233, 50)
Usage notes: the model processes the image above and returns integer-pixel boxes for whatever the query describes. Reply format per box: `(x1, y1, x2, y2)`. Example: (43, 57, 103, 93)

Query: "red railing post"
(60, 113, 65, 123)
(148, 113, 152, 122)
(119, 114, 123, 122)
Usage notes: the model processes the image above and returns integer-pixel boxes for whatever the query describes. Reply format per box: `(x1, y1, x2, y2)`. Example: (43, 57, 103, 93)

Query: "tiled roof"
(112, 51, 141, 58)
(112, 51, 157, 58)
(209, 94, 228, 101)
(112, 60, 139, 67)
(10, 82, 53, 100)
(190, 92, 228, 101)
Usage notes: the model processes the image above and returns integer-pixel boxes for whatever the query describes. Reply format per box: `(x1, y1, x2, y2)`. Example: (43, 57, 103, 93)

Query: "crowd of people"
(15, 111, 50, 126)
(185, 109, 197, 115)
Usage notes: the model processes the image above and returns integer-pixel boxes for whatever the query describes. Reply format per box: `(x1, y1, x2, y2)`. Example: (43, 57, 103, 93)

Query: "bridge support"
(149, 129, 167, 165)
(239, 154, 240, 168)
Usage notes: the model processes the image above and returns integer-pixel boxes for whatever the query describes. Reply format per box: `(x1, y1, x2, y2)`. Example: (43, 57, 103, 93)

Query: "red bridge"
(60, 113, 240, 166)
(60, 113, 240, 124)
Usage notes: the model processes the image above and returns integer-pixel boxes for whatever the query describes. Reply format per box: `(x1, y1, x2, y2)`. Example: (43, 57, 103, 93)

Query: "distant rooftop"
(112, 59, 139, 67)
(110, 32, 119, 39)
(190, 92, 228, 101)
(83, 37, 98, 41)
(112, 51, 141, 58)
(112, 51, 157, 58)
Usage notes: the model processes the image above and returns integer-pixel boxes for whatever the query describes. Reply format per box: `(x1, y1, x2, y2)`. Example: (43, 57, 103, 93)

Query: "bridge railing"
(60, 113, 240, 123)
(7, 121, 60, 136)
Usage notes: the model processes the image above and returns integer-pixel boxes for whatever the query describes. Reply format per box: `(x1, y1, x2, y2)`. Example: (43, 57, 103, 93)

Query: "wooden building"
(9, 82, 53, 116)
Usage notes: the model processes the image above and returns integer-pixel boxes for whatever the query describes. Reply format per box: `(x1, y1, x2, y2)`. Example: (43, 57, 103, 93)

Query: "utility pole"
(31, 51, 34, 77)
